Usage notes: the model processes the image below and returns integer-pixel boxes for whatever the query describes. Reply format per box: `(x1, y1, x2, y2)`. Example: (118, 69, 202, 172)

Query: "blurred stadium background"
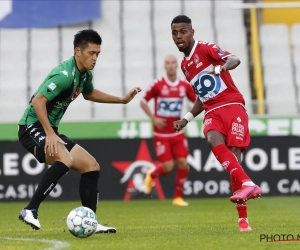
(1, 0, 300, 202)
(1, 0, 300, 123)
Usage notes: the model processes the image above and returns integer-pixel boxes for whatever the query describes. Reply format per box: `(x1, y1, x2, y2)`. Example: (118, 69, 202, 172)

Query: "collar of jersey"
(185, 40, 198, 61)
(72, 56, 87, 75)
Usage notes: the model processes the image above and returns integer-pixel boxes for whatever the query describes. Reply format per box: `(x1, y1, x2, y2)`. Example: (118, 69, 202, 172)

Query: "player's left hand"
(122, 87, 142, 104)
(207, 65, 226, 76)
(173, 119, 188, 132)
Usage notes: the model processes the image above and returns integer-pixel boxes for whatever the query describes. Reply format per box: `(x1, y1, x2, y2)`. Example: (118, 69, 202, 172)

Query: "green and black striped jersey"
(19, 56, 94, 127)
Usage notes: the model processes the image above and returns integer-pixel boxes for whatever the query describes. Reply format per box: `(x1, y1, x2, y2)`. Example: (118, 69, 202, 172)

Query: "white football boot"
(19, 208, 41, 230)
(95, 223, 116, 234)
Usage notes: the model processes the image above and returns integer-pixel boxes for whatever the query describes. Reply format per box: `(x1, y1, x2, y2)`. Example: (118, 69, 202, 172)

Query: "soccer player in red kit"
(141, 55, 196, 206)
(171, 15, 262, 231)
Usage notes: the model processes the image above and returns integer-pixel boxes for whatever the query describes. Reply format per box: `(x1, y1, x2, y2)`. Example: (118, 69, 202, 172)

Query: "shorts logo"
(48, 82, 57, 91)
(39, 136, 45, 142)
(34, 132, 41, 138)
(156, 141, 165, 156)
(30, 128, 37, 134)
(26, 124, 33, 130)
(203, 118, 212, 128)
(232, 122, 244, 136)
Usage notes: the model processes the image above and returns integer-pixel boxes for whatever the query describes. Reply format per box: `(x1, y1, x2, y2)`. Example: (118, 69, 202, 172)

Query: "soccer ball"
(66, 206, 98, 238)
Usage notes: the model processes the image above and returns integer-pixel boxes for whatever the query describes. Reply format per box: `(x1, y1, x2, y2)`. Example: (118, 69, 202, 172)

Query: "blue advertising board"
(0, 0, 101, 28)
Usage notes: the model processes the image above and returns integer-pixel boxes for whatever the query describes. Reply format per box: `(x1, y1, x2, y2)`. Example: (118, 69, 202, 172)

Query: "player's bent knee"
(92, 161, 100, 171)
(177, 159, 188, 169)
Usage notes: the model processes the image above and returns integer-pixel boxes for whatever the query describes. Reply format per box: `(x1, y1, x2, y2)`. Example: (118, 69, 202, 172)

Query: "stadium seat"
(260, 24, 296, 114)
(261, 45, 291, 66)
(153, 0, 183, 78)
(265, 84, 297, 114)
(123, 0, 153, 119)
(263, 65, 293, 86)
(0, 29, 28, 122)
(30, 28, 59, 90)
(293, 46, 300, 66)
(214, 0, 244, 29)
(260, 24, 290, 46)
(291, 23, 300, 47)
(92, 0, 123, 120)
(183, 0, 214, 42)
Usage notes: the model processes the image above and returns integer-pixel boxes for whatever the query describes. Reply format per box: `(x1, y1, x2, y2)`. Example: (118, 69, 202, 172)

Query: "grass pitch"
(1, 197, 300, 250)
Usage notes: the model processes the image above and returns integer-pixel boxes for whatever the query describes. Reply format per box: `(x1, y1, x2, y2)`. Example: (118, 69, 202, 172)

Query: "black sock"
(25, 161, 69, 211)
(79, 171, 99, 213)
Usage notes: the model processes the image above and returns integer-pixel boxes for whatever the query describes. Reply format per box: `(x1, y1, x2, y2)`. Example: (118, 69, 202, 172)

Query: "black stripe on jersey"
(46, 80, 75, 124)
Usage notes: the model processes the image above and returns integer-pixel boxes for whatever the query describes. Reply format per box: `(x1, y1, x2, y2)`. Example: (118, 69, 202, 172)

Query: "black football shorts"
(18, 122, 76, 163)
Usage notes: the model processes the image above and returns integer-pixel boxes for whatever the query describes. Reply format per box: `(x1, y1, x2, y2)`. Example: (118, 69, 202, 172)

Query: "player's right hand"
(44, 132, 67, 157)
(173, 119, 188, 132)
(153, 117, 167, 129)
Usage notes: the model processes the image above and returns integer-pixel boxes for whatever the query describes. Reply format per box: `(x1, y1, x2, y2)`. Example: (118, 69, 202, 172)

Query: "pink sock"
(212, 144, 251, 183)
(174, 168, 189, 198)
(150, 165, 166, 179)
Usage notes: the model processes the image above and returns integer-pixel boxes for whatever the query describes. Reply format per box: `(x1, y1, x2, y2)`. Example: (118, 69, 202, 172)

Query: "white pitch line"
(0, 237, 70, 250)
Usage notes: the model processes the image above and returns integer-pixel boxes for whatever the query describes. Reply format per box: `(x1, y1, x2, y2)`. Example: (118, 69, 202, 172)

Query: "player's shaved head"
(164, 54, 177, 64)
(164, 54, 178, 78)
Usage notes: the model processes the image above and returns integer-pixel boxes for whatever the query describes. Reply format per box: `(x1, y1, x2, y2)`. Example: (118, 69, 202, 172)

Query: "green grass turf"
(1, 197, 300, 250)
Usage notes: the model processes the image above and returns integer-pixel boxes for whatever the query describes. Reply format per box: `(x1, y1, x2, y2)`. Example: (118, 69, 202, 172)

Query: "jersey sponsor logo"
(61, 70, 68, 77)
(48, 82, 57, 91)
(216, 49, 227, 55)
(179, 86, 186, 97)
(157, 97, 183, 117)
(203, 118, 212, 128)
(161, 86, 169, 95)
(196, 62, 203, 68)
(194, 54, 200, 64)
(191, 66, 227, 102)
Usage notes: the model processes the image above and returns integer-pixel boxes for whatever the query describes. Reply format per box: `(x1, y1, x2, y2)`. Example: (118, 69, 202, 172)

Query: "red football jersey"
(142, 76, 196, 136)
(181, 40, 245, 114)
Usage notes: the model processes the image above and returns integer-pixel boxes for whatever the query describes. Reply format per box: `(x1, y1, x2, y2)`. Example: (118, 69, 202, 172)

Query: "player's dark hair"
(73, 29, 102, 50)
(171, 15, 192, 27)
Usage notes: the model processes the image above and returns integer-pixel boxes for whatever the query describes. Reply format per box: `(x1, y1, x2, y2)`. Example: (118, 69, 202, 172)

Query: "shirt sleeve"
(82, 71, 94, 95)
(185, 82, 197, 102)
(201, 42, 232, 64)
(142, 81, 158, 102)
(38, 74, 70, 102)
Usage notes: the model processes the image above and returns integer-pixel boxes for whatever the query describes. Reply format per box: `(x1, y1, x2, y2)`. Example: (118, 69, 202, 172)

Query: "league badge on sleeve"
(47, 82, 57, 91)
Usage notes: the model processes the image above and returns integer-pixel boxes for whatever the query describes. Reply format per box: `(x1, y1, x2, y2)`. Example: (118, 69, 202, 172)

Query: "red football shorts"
(203, 104, 250, 151)
(153, 133, 189, 162)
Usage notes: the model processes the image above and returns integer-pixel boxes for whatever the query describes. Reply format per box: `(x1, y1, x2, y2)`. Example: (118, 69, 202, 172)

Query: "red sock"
(212, 144, 250, 183)
(174, 168, 189, 198)
(150, 165, 166, 179)
(231, 175, 247, 218)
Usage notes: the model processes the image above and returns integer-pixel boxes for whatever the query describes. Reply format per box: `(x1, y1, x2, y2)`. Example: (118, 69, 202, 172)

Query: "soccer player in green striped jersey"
(18, 29, 141, 233)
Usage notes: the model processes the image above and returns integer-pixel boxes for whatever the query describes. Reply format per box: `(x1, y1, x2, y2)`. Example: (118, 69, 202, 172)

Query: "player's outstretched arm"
(83, 87, 141, 104)
(207, 55, 240, 76)
(173, 98, 204, 132)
